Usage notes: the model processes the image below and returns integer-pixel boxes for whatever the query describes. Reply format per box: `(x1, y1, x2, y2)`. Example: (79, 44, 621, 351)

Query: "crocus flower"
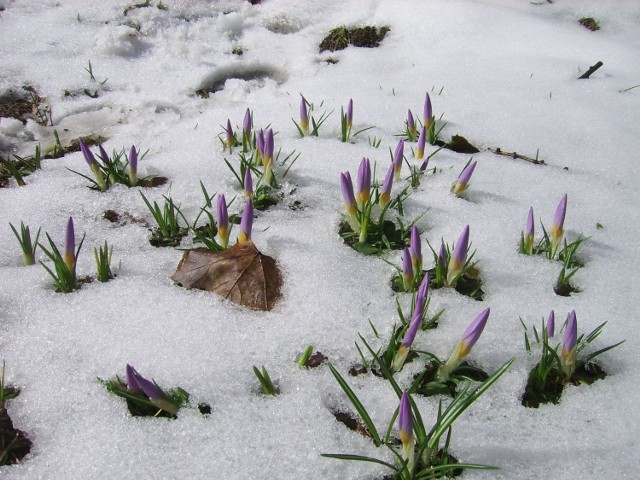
(346, 98, 353, 130)
(340, 172, 357, 217)
(451, 160, 477, 196)
(128, 367, 179, 416)
(217, 194, 229, 248)
(126, 364, 142, 394)
(393, 140, 404, 180)
(562, 310, 577, 378)
(423, 92, 433, 130)
(64, 216, 76, 275)
(299, 96, 309, 135)
(438, 242, 447, 270)
(98, 144, 110, 165)
(79, 139, 107, 191)
(523, 207, 535, 255)
(446, 225, 469, 286)
(238, 198, 253, 244)
(356, 157, 371, 207)
(416, 126, 426, 160)
(419, 155, 430, 172)
(380, 162, 394, 207)
(407, 109, 416, 140)
(225, 119, 234, 149)
(391, 273, 429, 372)
(402, 247, 414, 291)
(243, 108, 252, 141)
(256, 129, 265, 160)
(398, 390, 414, 472)
(410, 226, 422, 275)
(546, 310, 555, 338)
(550, 194, 567, 256)
(438, 307, 490, 381)
(263, 129, 274, 183)
(128, 145, 138, 186)
(244, 167, 253, 198)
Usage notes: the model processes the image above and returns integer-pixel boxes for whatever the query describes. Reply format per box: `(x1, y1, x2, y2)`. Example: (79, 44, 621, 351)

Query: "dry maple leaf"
(171, 241, 282, 311)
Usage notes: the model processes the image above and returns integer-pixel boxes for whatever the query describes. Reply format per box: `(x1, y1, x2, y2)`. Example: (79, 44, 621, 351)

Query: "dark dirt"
(579, 17, 600, 31)
(319, 26, 390, 52)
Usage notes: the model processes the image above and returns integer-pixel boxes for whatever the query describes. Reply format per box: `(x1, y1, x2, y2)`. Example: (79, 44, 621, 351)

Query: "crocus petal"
(398, 390, 413, 445)
(256, 129, 265, 157)
(526, 207, 534, 239)
(79, 139, 98, 166)
(340, 172, 357, 216)
(217, 194, 229, 247)
(438, 242, 447, 270)
(452, 160, 477, 196)
(416, 126, 426, 159)
(419, 156, 430, 172)
(393, 140, 404, 178)
(563, 310, 577, 354)
(380, 162, 394, 207)
(128, 145, 138, 185)
(356, 157, 371, 205)
(410, 226, 422, 274)
(126, 364, 142, 394)
(244, 168, 253, 197)
(263, 129, 274, 166)
(423, 92, 433, 128)
(98, 144, 110, 165)
(238, 199, 253, 243)
(346, 98, 353, 128)
(546, 310, 555, 338)
(551, 194, 567, 241)
(402, 247, 414, 290)
(243, 108, 252, 137)
(447, 225, 469, 284)
(64, 217, 75, 273)
(407, 109, 416, 136)
(300, 96, 309, 133)
(459, 307, 490, 357)
(226, 119, 234, 147)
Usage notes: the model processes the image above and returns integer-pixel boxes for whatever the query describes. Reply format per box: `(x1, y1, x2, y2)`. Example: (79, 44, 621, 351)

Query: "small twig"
(488, 148, 546, 165)
(578, 61, 603, 79)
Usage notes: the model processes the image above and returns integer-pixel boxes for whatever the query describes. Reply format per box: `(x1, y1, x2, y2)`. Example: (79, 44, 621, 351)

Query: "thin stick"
(578, 61, 603, 79)
(488, 148, 546, 165)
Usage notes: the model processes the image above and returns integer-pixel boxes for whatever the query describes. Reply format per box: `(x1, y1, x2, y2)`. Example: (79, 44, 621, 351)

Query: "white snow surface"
(1, 0, 639, 479)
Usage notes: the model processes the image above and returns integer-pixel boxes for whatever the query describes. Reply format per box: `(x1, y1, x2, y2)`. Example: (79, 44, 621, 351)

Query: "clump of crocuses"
(390, 226, 427, 293)
(521, 310, 625, 407)
(101, 364, 190, 418)
(339, 157, 412, 254)
(427, 225, 484, 300)
(73, 140, 160, 190)
(38, 217, 85, 293)
(293, 94, 332, 137)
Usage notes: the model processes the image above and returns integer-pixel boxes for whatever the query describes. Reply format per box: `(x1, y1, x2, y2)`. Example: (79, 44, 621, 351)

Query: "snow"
(1, 0, 639, 478)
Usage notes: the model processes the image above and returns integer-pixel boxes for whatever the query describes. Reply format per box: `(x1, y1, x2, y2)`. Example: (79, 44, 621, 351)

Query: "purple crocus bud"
(243, 108, 252, 138)
(423, 92, 433, 130)
(238, 198, 253, 244)
(217, 194, 229, 248)
(522, 206, 535, 255)
(438, 242, 447, 270)
(410, 226, 422, 274)
(299, 96, 309, 135)
(128, 145, 138, 186)
(416, 126, 426, 160)
(244, 167, 253, 198)
(126, 364, 142, 394)
(131, 369, 179, 416)
(398, 390, 414, 470)
(341, 172, 357, 216)
(546, 310, 555, 338)
(63, 216, 76, 274)
(346, 98, 353, 129)
(446, 225, 470, 286)
(380, 162, 394, 207)
(80, 139, 107, 191)
(438, 307, 490, 381)
(452, 160, 477, 196)
(419, 155, 430, 172)
(393, 140, 404, 179)
(392, 273, 429, 372)
(225, 119, 234, 148)
(407, 109, 416, 140)
(98, 144, 110, 165)
(256, 129, 265, 158)
(263, 129, 274, 166)
(356, 157, 371, 206)
(562, 310, 577, 378)
(402, 247, 414, 291)
(551, 194, 567, 244)
(79, 139, 98, 166)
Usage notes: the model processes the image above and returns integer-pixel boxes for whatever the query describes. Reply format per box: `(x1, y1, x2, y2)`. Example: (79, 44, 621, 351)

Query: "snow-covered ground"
(1, 0, 639, 478)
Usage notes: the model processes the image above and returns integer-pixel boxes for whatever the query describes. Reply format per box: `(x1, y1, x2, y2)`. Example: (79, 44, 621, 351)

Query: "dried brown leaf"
(171, 241, 282, 311)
